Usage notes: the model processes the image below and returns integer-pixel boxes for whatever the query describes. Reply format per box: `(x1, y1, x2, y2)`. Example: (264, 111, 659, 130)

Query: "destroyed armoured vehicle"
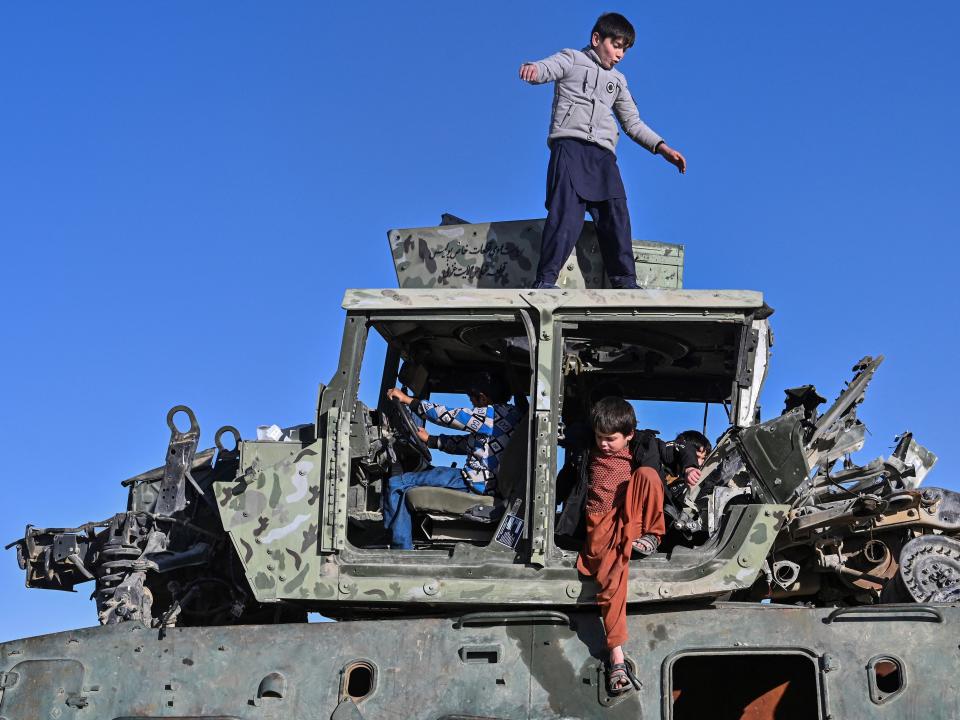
(4, 218, 959, 719)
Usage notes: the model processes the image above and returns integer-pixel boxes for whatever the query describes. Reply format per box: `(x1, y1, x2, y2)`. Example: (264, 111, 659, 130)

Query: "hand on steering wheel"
(389, 396, 432, 463)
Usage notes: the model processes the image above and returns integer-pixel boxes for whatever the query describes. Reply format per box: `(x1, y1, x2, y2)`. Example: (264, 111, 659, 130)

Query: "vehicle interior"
(346, 313, 534, 554)
(346, 312, 759, 561)
(551, 318, 754, 564)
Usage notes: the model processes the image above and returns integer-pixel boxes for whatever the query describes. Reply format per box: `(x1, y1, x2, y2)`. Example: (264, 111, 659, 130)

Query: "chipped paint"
(260, 514, 311, 544)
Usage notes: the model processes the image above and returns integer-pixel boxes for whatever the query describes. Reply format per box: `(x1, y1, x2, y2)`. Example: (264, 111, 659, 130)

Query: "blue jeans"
(383, 467, 471, 549)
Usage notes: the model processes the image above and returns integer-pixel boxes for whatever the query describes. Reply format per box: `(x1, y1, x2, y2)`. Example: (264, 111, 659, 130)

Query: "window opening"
(345, 317, 532, 554)
(341, 660, 376, 701)
(358, 325, 389, 410)
(670, 652, 821, 720)
(554, 319, 746, 557)
(868, 655, 905, 705)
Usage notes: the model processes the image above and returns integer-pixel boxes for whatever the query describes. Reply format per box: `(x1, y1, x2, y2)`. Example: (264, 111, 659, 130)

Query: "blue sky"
(1, 2, 957, 640)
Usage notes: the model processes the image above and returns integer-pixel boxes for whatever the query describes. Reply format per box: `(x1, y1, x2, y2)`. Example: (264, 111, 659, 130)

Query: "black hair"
(591, 12, 636, 49)
(590, 396, 636, 436)
(676, 430, 712, 454)
(467, 371, 509, 404)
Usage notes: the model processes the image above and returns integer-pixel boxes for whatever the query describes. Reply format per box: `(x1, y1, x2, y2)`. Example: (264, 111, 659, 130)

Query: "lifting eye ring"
(166, 405, 199, 437)
(215, 425, 241, 452)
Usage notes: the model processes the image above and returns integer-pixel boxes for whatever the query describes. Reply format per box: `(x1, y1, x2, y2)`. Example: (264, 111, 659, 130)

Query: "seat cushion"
(405, 486, 494, 515)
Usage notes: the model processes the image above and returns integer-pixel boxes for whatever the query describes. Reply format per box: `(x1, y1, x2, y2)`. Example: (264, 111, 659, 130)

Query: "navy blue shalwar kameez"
(535, 138, 638, 289)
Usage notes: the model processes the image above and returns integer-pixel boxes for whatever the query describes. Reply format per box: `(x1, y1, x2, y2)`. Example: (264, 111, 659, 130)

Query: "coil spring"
(93, 515, 146, 614)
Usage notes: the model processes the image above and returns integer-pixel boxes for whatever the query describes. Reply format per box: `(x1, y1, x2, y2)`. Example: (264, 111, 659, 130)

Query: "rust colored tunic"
(576, 463, 665, 650)
(584, 446, 633, 515)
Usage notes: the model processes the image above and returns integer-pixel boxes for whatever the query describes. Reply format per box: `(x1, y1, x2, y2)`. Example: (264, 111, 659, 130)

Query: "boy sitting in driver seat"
(383, 373, 524, 549)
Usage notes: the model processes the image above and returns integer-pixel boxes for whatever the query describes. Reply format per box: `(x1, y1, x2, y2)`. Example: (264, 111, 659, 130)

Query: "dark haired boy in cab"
(634, 428, 712, 537)
(382, 373, 523, 550)
(575, 397, 701, 695)
(673, 430, 711, 468)
(663, 430, 711, 490)
(519, 12, 686, 290)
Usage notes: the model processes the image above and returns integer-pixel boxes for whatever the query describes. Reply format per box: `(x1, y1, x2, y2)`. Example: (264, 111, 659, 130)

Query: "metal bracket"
(824, 604, 943, 624)
(453, 610, 573, 629)
(155, 405, 201, 516)
(735, 326, 760, 388)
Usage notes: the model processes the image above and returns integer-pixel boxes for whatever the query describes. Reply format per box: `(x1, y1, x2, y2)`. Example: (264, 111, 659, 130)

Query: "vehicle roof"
(342, 288, 767, 313)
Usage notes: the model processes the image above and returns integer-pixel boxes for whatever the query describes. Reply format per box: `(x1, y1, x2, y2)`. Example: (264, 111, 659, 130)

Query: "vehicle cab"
(216, 219, 784, 613)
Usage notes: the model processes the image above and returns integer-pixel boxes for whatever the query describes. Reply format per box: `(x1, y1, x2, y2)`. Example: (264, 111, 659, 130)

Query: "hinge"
(0, 671, 19, 688)
(320, 407, 341, 552)
(735, 326, 760, 388)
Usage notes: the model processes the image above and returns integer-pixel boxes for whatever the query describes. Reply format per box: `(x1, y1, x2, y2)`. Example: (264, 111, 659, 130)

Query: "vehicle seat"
(404, 486, 494, 516)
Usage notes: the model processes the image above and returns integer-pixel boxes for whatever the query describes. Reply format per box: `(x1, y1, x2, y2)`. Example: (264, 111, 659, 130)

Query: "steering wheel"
(390, 398, 432, 464)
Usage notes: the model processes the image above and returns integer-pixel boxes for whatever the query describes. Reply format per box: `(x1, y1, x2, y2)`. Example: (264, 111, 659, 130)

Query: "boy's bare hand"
(416, 427, 430, 443)
(518, 63, 538, 82)
(386, 388, 413, 405)
(657, 143, 687, 174)
(684, 467, 701, 487)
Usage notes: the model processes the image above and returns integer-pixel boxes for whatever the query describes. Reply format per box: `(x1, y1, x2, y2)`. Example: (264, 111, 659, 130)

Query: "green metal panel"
(216, 439, 326, 603)
(343, 288, 764, 312)
(388, 218, 684, 290)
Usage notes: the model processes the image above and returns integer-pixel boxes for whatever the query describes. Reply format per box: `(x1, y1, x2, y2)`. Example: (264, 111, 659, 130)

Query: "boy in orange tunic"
(576, 397, 701, 694)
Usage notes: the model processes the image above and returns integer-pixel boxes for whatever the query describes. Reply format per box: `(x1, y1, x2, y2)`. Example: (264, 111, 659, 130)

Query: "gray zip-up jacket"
(528, 47, 663, 156)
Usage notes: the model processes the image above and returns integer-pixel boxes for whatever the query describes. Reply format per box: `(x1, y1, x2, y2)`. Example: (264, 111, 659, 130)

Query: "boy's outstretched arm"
(519, 63, 538, 82)
(655, 142, 687, 174)
(611, 81, 663, 153)
(518, 49, 575, 84)
(387, 388, 493, 435)
(613, 82, 687, 173)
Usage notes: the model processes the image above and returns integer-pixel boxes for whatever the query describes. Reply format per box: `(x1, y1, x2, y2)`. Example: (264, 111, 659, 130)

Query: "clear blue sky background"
(1, 2, 957, 641)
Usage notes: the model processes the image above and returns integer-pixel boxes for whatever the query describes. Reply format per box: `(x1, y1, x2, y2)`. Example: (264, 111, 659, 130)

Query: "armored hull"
(1, 603, 956, 719)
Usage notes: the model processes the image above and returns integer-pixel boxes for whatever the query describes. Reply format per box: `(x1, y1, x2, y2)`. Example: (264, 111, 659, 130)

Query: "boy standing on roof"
(519, 12, 686, 290)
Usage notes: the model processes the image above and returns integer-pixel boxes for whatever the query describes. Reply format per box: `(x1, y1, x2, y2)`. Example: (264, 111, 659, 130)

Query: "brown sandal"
(607, 662, 631, 695)
(631, 533, 660, 558)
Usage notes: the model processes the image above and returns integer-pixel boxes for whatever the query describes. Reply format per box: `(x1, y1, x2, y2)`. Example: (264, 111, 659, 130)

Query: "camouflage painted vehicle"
(4, 217, 959, 718)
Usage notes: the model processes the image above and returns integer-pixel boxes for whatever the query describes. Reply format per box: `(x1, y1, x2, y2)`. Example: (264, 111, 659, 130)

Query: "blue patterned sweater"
(414, 400, 523, 494)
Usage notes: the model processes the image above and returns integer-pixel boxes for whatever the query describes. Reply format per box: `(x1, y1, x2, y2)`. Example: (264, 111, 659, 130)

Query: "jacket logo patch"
(606, 81, 615, 93)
